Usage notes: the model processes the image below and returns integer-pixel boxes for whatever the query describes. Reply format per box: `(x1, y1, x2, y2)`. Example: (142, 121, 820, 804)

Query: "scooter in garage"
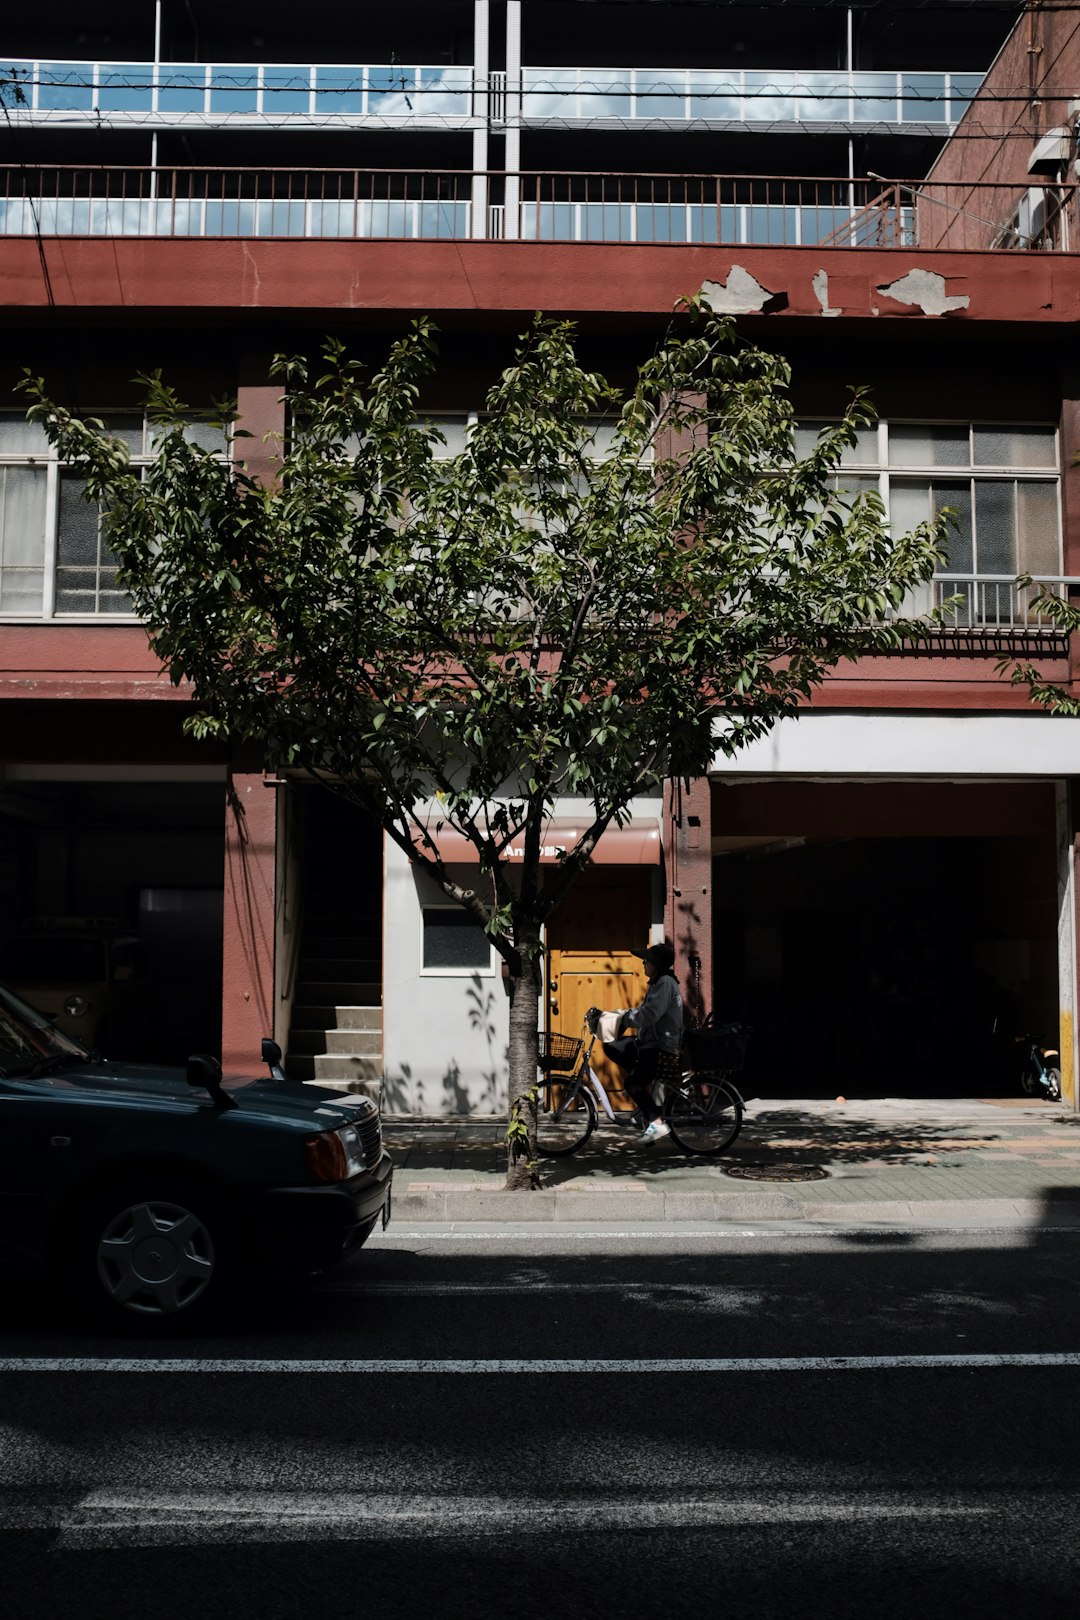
(1017, 1034, 1063, 1103)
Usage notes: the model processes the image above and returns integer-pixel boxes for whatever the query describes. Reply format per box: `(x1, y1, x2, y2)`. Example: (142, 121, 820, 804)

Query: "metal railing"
(929, 574, 1072, 632)
(1, 167, 1063, 250)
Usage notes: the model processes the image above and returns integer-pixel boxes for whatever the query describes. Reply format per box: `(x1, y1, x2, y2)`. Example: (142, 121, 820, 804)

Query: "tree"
(996, 581, 1080, 715)
(22, 304, 945, 1188)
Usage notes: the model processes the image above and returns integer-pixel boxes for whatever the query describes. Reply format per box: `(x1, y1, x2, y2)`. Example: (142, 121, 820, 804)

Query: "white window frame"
(0, 410, 228, 622)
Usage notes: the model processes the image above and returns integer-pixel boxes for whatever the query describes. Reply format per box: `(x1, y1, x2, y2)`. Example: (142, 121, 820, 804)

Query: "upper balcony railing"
(0, 60, 476, 122)
(0, 60, 981, 131)
(520, 67, 983, 127)
(0, 168, 1069, 252)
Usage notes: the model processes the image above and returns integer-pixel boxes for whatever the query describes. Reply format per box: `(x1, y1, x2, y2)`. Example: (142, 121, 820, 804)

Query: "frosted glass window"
(422, 416, 471, 457)
(973, 427, 1056, 468)
(0, 417, 49, 454)
(1016, 481, 1060, 575)
(974, 481, 1015, 574)
(793, 422, 878, 465)
(0, 465, 47, 613)
(56, 474, 127, 614)
(889, 426, 970, 467)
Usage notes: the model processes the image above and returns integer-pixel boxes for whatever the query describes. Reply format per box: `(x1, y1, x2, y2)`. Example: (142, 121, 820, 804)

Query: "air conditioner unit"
(1028, 127, 1071, 173)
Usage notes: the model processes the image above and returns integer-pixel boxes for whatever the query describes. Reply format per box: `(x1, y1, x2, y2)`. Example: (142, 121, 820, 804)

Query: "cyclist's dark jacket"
(632, 973, 683, 1053)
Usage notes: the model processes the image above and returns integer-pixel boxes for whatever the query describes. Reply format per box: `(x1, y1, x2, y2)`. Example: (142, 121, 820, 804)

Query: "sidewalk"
(383, 1097, 1080, 1226)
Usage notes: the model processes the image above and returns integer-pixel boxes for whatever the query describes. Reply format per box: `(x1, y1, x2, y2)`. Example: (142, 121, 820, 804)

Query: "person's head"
(636, 942, 676, 981)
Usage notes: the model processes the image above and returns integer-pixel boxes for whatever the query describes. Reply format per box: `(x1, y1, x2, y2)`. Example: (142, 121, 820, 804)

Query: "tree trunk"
(505, 953, 542, 1191)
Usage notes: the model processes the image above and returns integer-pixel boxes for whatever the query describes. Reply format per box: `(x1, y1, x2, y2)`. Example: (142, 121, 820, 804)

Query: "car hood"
(25, 1060, 376, 1128)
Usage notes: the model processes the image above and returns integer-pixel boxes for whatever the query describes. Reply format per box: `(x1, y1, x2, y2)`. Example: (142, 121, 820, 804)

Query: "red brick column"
(221, 757, 277, 1079)
(663, 775, 713, 1026)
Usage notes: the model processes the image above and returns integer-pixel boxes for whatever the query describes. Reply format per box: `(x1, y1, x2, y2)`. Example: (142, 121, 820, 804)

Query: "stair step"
(288, 1028, 382, 1057)
(290, 1005, 382, 1033)
(298, 957, 381, 981)
(302, 935, 382, 958)
(287, 1053, 384, 1082)
(295, 981, 381, 1004)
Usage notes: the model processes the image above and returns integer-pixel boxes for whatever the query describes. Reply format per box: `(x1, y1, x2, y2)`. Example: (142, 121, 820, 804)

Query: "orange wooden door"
(546, 868, 650, 1107)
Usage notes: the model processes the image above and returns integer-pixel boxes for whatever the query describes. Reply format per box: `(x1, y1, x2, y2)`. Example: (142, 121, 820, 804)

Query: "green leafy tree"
(997, 580, 1080, 714)
(22, 306, 945, 1188)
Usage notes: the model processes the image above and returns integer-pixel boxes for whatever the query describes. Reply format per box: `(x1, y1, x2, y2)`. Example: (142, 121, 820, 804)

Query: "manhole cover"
(724, 1164, 830, 1183)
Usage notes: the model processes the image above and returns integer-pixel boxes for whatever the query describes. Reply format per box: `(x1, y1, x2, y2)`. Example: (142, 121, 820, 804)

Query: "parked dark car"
(0, 981, 392, 1326)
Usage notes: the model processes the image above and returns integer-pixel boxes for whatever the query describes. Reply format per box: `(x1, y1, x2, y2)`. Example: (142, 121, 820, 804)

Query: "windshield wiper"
(26, 1053, 86, 1078)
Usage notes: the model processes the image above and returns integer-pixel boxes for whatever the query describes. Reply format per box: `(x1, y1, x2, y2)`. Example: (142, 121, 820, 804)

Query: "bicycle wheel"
(665, 1072, 743, 1155)
(536, 1078, 597, 1157)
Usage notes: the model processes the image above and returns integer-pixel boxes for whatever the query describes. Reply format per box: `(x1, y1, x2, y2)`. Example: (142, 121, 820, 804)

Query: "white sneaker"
(640, 1118, 671, 1143)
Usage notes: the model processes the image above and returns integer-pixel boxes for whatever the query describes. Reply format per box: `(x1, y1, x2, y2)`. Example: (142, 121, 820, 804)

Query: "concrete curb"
(393, 1184, 1080, 1225)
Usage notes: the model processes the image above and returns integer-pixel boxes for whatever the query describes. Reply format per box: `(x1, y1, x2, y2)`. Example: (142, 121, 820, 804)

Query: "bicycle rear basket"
(537, 1031, 583, 1073)
(683, 1022, 751, 1072)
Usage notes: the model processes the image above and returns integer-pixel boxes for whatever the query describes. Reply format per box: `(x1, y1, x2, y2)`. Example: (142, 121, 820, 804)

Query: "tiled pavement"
(382, 1097, 1080, 1224)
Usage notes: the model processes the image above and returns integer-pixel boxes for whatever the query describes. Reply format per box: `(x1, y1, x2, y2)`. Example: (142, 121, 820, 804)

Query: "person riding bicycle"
(602, 941, 683, 1143)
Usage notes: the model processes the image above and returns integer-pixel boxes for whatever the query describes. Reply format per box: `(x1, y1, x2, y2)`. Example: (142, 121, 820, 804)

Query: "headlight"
(64, 995, 90, 1018)
(303, 1126, 364, 1184)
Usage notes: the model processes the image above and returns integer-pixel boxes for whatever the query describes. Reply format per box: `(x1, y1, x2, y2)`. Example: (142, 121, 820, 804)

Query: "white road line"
(320, 1281, 767, 1297)
(2, 1353, 1079, 1374)
(18, 1490, 995, 1549)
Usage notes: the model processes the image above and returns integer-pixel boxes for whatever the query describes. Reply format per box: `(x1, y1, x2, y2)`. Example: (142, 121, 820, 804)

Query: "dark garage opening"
(711, 784, 1060, 1098)
(0, 780, 224, 1063)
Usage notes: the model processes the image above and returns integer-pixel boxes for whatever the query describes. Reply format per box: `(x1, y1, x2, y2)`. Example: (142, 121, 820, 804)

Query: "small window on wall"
(421, 907, 493, 973)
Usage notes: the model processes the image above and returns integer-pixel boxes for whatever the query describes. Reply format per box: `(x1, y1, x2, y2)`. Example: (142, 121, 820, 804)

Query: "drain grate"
(724, 1163, 830, 1183)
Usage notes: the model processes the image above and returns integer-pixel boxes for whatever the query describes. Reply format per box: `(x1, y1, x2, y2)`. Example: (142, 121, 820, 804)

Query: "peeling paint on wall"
(811, 269, 841, 316)
(699, 265, 787, 314)
(875, 268, 970, 316)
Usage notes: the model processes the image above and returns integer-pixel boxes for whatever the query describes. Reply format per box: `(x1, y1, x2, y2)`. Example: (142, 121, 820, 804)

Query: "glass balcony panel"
(793, 71, 848, 121)
(742, 71, 794, 123)
(522, 68, 581, 118)
(853, 72, 898, 123)
(358, 199, 412, 236)
(203, 198, 257, 235)
(157, 65, 206, 113)
(0, 63, 34, 110)
(744, 204, 798, 244)
(259, 198, 307, 235)
(634, 203, 686, 243)
(576, 68, 632, 118)
(800, 204, 853, 245)
(417, 66, 472, 117)
(310, 198, 356, 236)
(633, 69, 688, 121)
(688, 204, 725, 243)
(950, 73, 984, 113)
(98, 64, 153, 111)
(314, 67, 365, 115)
(0, 197, 33, 235)
(901, 73, 947, 122)
(209, 66, 259, 113)
(418, 199, 469, 237)
(367, 67, 417, 116)
(689, 70, 740, 120)
(261, 66, 311, 113)
(38, 63, 94, 111)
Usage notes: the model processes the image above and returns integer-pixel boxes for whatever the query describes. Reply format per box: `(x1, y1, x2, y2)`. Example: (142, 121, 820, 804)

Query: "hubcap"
(96, 1199, 215, 1315)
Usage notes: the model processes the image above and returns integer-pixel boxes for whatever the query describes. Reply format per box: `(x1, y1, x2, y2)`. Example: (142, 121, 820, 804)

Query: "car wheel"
(74, 1180, 238, 1328)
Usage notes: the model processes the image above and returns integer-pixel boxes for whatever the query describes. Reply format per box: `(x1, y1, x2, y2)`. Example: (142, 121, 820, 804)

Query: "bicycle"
(535, 1015, 748, 1158)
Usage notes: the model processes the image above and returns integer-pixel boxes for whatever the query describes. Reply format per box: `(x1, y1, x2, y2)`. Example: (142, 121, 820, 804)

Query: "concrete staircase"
(286, 795, 383, 1098)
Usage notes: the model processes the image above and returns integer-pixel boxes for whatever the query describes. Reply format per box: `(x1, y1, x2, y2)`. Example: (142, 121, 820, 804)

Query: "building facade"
(3, 1, 1080, 1111)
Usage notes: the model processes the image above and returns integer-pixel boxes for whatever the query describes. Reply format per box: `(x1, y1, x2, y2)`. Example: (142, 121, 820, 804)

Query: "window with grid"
(0, 412, 229, 620)
(793, 420, 1062, 627)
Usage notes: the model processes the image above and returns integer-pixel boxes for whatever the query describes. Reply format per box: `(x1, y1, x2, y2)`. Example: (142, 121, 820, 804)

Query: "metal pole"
(1056, 780, 1079, 1110)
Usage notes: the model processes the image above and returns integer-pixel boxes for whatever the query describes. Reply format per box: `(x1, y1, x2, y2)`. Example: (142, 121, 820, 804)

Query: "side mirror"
(261, 1037, 283, 1068)
(186, 1052, 237, 1110)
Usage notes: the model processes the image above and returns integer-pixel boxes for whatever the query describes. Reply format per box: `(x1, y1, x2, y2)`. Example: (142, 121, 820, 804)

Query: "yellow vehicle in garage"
(0, 918, 150, 1053)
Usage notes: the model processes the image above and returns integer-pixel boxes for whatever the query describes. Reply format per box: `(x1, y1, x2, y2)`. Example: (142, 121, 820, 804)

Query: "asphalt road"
(3, 1221, 1080, 1620)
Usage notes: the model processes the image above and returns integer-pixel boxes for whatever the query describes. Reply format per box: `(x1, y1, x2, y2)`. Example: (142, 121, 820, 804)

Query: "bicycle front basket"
(537, 1031, 583, 1073)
